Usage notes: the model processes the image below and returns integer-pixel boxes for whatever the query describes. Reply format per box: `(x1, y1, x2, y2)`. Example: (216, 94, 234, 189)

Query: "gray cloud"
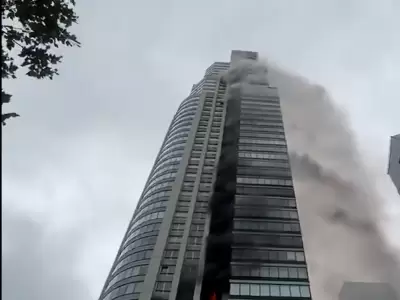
(1, 207, 90, 300)
(267, 64, 400, 299)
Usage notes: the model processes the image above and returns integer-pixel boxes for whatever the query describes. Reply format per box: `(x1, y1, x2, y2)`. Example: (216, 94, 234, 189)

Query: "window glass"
(300, 285, 311, 297)
(298, 268, 308, 279)
(280, 285, 291, 296)
(270, 285, 280, 296)
(270, 267, 278, 278)
(251, 268, 259, 277)
(288, 267, 298, 279)
(290, 285, 301, 297)
(279, 267, 289, 278)
(126, 284, 135, 294)
(250, 284, 260, 296)
(230, 283, 240, 295)
(260, 267, 269, 277)
(260, 284, 270, 296)
(240, 283, 249, 296)
(287, 251, 295, 261)
(296, 252, 305, 262)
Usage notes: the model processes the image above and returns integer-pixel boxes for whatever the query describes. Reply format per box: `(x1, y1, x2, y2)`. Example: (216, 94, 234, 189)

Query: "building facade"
(388, 134, 400, 194)
(98, 51, 312, 300)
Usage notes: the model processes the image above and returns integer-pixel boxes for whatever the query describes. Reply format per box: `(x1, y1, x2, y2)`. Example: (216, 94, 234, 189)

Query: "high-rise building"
(98, 51, 312, 300)
(388, 134, 400, 194)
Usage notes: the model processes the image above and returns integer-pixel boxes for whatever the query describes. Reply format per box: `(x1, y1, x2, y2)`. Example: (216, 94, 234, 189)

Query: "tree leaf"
(1, 90, 12, 104)
(2, 112, 20, 126)
(1, 0, 80, 125)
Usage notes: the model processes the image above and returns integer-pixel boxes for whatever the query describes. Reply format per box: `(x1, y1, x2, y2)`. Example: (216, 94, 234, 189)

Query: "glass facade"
(98, 93, 201, 300)
(98, 51, 312, 300)
(227, 75, 311, 300)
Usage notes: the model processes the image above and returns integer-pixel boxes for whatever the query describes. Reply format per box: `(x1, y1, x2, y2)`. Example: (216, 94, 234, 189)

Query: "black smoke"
(200, 59, 275, 300)
(200, 64, 243, 300)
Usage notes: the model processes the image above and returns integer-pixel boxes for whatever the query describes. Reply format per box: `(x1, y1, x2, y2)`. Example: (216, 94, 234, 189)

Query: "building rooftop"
(391, 133, 400, 140)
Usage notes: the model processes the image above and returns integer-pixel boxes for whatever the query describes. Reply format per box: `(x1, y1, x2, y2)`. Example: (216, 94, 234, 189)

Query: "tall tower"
(99, 51, 312, 300)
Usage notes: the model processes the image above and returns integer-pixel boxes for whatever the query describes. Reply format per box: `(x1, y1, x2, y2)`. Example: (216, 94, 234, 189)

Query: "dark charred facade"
(98, 51, 312, 300)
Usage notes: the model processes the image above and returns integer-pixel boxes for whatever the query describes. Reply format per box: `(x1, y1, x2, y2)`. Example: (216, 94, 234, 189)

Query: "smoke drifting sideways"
(265, 62, 400, 300)
(203, 58, 400, 300)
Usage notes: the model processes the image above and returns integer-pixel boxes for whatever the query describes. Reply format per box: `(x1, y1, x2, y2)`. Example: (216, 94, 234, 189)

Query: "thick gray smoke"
(204, 58, 400, 299)
(265, 63, 400, 299)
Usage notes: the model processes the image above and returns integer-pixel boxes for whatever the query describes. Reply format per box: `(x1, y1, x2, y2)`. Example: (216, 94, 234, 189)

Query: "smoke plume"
(266, 63, 400, 299)
(202, 58, 400, 299)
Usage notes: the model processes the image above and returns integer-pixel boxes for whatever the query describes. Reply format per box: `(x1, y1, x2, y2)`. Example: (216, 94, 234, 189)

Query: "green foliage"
(1, 0, 80, 125)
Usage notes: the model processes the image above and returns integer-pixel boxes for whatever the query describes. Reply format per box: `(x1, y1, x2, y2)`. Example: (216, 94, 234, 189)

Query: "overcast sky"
(2, 0, 400, 299)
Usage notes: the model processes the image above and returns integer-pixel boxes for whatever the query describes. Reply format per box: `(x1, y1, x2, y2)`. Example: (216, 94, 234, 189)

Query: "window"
(175, 211, 187, 218)
(298, 268, 308, 278)
(291, 285, 302, 297)
(232, 249, 306, 263)
(238, 144, 287, 152)
(128, 211, 165, 235)
(191, 224, 204, 232)
(168, 236, 181, 244)
(238, 159, 289, 169)
(239, 184, 294, 197)
(112, 250, 153, 274)
(235, 220, 300, 233)
(175, 206, 189, 213)
(230, 282, 311, 298)
(132, 201, 167, 223)
(155, 281, 172, 293)
(185, 250, 200, 259)
(102, 282, 143, 300)
(123, 222, 161, 247)
(171, 223, 185, 231)
(230, 283, 240, 295)
(270, 285, 280, 296)
(118, 236, 157, 259)
(239, 138, 286, 146)
(106, 265, 147, 290)
(296, 252, 305, 261)
(170, 230, 184, 237)
(164, 250, 178, 259)
(260, 284, 270, 296)
(250, 284, 260, 296)
(237, 177, 292, 186)
(192, 213, 206, 220)
(188, 237, 202, 245)
(160, 265, 175, 275)
(240, 132, 285, 140)
(240, 283, 250, 295)
(238, 152, 288, 160)
(137, 190, 170, 210)
(300, 286, 311, 297)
